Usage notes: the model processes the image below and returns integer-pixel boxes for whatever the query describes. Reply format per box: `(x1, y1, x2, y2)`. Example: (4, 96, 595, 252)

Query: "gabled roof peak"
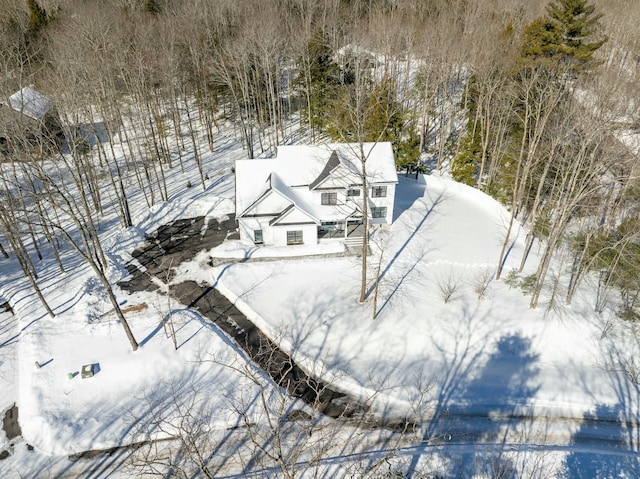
(309, 150, 341, 190)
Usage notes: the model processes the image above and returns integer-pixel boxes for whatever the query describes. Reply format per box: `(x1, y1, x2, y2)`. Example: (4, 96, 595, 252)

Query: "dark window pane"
(287, 230, 303, 245)
(372, 207, 387, 218)
(321, 192, 337, 205)
(372, 186, 387, 198)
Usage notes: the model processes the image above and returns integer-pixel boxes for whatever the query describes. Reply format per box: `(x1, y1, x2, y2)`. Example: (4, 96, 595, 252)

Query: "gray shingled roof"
(308, 150, 340, 190)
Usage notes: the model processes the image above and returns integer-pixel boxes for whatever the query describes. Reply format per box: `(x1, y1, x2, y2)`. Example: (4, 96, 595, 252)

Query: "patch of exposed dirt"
(2, 404, 21, 441)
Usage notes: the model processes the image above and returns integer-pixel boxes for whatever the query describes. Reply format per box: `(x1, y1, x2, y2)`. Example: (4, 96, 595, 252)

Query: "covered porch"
(317, 219, 364, 241)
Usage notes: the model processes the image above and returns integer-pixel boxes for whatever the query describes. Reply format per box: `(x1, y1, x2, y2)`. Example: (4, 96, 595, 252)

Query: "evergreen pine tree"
(26, 0, 48, 34)
(395, 131, 421, 173)
(296, 31, 341, 133)
(363, 78, 403, 144)
(451, 129, 481, 186)
(327, 75, 404, 146)
(451, 76, 482, 187)
(520, 0, 606, 72)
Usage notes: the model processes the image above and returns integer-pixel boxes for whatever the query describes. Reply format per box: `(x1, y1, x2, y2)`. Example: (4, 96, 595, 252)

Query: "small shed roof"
(8, 87, 54, 120)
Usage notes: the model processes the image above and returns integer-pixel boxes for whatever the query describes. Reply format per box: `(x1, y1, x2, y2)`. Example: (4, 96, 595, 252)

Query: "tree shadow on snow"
(562, 403, 640, 479)
(562, 343, 640, 479)
(369, 190, 444, 300)
(408, 331, 541, 478)
(61, 121, 116, 153)
(392, 174, 427, 223)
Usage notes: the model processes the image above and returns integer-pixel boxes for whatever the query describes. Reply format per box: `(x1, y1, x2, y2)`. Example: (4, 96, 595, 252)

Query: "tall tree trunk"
(100, 274, 139, 351)
(0, 214, 54, 317)
(184, 90, 206, 190)
(360, 149, 369, 303)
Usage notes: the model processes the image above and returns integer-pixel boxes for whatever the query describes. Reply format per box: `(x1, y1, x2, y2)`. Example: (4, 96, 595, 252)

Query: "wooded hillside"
(1, 0, 639, 318)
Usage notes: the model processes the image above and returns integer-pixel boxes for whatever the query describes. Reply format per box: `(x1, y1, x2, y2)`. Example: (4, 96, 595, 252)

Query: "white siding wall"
(310, 189, 348, 206)
(239, 219, 319, 246)
(344, 193, 363, 212)
(250, 194, 290, 215)
(239, 182, 396, 245)
(369, 183, 396, 224)
(278, 207, 318, 224)
(309, 183, 395, 224)
(238, 217, 274, 245)
(318, 176, 349, 188)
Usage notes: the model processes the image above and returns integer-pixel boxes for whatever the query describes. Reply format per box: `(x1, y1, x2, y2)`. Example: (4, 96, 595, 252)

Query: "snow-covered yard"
(1, 140, 640, 477)
(213, 175, 640, 421)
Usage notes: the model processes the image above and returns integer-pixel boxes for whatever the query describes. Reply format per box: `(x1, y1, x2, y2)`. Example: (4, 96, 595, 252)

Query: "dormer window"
(321, 192, 337, 205)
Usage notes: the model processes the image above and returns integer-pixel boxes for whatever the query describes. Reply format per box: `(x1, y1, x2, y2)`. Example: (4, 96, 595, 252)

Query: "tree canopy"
(520, 0, 606, 72)
(27, 0, 48, 35)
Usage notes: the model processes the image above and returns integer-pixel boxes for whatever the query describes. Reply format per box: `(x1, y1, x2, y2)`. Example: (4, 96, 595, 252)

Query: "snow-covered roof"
(269, 174, 321, 224)
(235, 142, 397, 218)
(7, 86, 54, 120)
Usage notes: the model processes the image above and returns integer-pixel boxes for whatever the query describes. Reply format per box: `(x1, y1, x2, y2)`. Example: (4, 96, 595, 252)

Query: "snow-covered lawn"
(1, 146, 639, 477)
(212, 175, 639, 423)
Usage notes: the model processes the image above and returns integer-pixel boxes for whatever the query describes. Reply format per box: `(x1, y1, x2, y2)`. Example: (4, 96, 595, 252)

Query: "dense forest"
(1, 0, 639, 320)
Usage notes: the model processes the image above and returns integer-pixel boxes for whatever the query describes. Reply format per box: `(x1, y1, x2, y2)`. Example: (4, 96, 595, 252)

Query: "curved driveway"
(118, 215, 410, 430)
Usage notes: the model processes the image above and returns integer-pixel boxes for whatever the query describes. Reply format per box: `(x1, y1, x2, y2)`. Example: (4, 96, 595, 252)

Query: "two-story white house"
(235, 142, 398, 247)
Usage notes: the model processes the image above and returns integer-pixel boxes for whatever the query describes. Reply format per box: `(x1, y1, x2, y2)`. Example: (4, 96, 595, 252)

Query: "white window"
(287, 230, 303, 245)
(254, 229, 263, 244)
(371, 207, 387, 219)
(321, 192, 337, 205)
(372, 186, 387, 198)
(347, 188, 360, 197)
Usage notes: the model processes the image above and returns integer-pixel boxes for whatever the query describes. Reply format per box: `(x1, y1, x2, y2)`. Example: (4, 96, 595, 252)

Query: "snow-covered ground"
(1, 124, 640, 477)
(211, 174, 640, 424)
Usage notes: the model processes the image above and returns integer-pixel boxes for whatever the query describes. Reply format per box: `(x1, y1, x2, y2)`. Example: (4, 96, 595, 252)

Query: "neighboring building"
(235, 142, 398, 247)
(0, 86, 65, 155)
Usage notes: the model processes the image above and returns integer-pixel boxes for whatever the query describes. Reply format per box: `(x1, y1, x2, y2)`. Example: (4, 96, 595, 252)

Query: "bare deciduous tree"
(124, 313, 432, 478)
